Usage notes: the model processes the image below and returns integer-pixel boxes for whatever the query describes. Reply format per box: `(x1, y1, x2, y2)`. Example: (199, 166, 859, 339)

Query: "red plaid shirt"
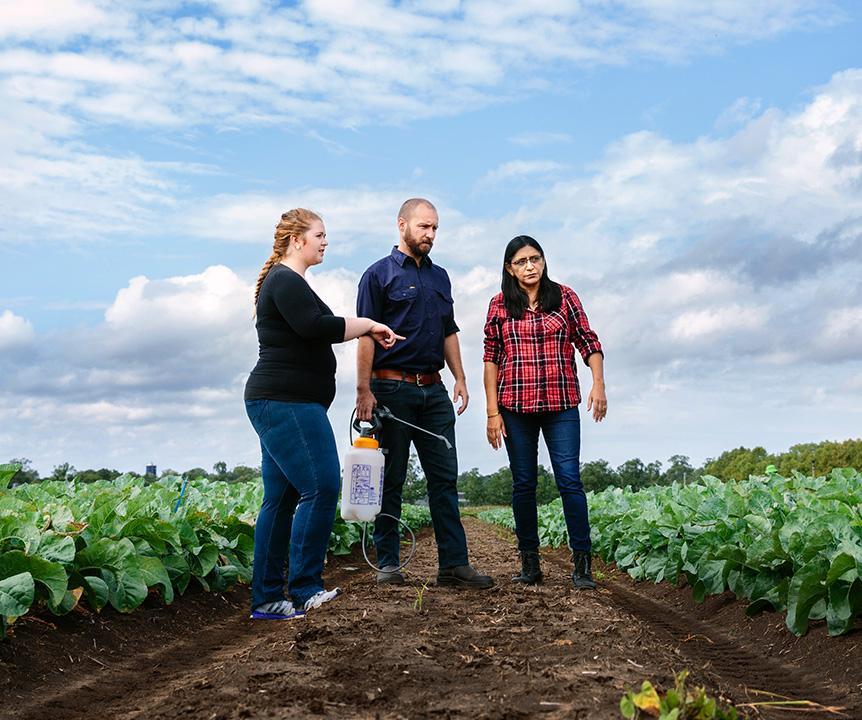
(483, 286, 603, 413)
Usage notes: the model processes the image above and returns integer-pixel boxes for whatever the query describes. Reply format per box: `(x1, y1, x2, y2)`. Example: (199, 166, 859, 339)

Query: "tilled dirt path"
(2, 518, 859, 719)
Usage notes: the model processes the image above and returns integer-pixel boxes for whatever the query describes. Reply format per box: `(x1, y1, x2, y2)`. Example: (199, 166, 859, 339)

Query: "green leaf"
(0, 550, 68, 607)
(162, 554, 191, 594)
(188, 543, 219, 578)
(786, 560, 828, 635)
(138, 556, 174, 604)
(826, 550, 860, 585)
(49, 587, 82, 615)
(0, 463, 21, 490)
(119, 518, 182, 555)
(102, 567, 148, 613)
(826, 579, 862, 636)
(0, 571, 34, 617)
(35, 533, 77, 564)
(82, 575, 109, 611)
(619, 694, 636, 720)
(75, 537, 137, 572)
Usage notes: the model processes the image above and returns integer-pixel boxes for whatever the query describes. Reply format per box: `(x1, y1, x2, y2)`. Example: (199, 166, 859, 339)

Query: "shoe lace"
(257, 599, 295, 615)
(304, 588, 341, 610)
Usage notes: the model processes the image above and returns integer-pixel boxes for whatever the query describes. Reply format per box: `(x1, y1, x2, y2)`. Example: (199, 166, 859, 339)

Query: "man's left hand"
(452, 379, 469, 416)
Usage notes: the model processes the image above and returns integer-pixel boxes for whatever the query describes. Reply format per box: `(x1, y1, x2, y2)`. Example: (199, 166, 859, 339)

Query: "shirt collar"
(390, 245, 432, 267)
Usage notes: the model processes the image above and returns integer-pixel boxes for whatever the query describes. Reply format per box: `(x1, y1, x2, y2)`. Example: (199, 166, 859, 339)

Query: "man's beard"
(404, 227, 432, 256)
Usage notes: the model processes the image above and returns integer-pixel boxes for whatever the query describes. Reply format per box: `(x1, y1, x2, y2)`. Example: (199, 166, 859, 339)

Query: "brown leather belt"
(372, 369, 441, 386)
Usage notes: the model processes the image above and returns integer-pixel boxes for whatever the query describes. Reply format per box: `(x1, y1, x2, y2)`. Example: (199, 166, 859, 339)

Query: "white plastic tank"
(340, 436, 385, 522)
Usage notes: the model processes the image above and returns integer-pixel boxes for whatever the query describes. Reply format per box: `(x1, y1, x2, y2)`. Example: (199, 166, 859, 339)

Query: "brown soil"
(1, 519, 859, 719)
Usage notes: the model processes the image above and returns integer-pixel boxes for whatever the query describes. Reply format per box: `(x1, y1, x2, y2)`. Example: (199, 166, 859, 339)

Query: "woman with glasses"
(482, 236, 606, 588)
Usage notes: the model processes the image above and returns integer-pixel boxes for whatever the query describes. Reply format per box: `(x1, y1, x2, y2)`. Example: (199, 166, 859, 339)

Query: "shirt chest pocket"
(542, 311, 567, 337)
(433, 287, 454, 315)
(387, 285, 419, 304)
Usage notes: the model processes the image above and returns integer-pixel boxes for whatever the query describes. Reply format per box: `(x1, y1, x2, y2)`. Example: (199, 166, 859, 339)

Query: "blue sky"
(1, 0, 861, 476)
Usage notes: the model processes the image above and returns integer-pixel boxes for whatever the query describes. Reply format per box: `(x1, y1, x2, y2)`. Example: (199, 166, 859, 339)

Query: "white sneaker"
(303, 587, 342, 611)
(250, 599, 305, 620)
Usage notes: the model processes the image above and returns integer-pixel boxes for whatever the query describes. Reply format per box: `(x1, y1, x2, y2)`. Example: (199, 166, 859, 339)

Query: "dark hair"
(501, 235, 561, 319)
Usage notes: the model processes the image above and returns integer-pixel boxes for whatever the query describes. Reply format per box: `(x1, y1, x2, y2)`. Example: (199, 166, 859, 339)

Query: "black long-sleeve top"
(244, 264, 346, 408)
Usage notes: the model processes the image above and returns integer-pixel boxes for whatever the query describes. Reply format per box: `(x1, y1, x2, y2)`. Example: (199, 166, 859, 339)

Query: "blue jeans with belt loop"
(500, 406, 591, 554)
(245, 399, 340, 609)
(371, 379, 469, 569)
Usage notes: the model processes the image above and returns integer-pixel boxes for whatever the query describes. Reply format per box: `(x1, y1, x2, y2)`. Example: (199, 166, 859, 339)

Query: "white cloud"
(669, 304, 769, 341)
(0, 310, 34, 349)
(716, 97, 764, 130)
(0, 0, 110, 40)
(0, 2, 848, 247)
(479, 160, 567, 187)
(185, 189, 408, 249)
(0, 1, 841, 134)
(510, 132, 573, 147)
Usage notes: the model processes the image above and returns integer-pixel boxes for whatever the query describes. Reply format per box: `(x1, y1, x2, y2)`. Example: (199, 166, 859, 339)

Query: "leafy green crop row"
(478, 504, 569, 548)
(480, 469, 862, 636)
(0, 467, 430, 634)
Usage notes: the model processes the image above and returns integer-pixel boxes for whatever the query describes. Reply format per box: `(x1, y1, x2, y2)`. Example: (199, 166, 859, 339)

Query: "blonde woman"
(245, 208, 403, 620)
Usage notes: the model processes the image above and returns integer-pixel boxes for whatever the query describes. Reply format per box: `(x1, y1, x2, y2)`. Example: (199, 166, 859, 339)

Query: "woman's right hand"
(486, 414, 506, 450)
(369, 322, 405, 349)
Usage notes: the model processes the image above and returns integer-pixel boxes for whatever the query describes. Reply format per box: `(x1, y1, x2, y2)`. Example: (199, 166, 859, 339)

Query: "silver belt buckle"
(415, 372, 425, 386)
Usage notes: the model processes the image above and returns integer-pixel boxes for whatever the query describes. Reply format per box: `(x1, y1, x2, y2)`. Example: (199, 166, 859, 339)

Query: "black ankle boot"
(512, 551, 542, 585)
(571, 552, 597, 590)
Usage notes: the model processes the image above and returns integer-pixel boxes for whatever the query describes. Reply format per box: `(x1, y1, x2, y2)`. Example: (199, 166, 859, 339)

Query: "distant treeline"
(7, 439, 861, 503)
(5, 459, 260, 486)
(456, 438, 862, 505)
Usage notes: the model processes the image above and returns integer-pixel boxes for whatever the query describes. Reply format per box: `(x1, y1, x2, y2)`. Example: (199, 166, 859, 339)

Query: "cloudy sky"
(1, 0, 861, 477)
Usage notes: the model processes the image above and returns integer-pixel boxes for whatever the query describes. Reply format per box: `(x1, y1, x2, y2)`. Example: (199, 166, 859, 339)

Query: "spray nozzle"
(375, 405, 453, 450)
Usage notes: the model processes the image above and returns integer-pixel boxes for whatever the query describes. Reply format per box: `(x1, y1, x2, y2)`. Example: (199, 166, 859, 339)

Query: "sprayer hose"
(359, 513, 417, 573)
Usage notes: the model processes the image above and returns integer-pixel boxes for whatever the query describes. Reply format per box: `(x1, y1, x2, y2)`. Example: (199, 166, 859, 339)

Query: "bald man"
(355, 198, 493, 589)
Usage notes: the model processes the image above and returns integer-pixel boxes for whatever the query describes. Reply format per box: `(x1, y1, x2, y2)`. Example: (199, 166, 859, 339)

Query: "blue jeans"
(245, 399, 340, 609)
(371, 379, 469, 569)
(501, 406, 591, 554)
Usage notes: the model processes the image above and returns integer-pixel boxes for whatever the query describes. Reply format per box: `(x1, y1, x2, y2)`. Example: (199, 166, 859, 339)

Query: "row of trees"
(7, 439, 860, 501)
(455, 439, 862, 505)
(700, 439, 862, 481)
(5, 459, 261, 487)
(457, 454, 694, 505)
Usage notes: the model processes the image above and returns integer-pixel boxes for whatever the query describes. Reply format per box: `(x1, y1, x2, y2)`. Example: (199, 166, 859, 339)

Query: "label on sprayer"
(350, 464, 381, 505)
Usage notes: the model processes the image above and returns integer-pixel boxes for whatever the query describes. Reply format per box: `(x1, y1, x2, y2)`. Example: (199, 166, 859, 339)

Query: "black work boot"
(437, 564, 494, 589)
(571, 551, 597, 590)
(511, 551, 543, 585)
(376, 565, 406, 585)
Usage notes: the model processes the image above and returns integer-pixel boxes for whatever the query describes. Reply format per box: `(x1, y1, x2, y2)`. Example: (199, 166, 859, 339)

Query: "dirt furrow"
(3, 518, 861, 719)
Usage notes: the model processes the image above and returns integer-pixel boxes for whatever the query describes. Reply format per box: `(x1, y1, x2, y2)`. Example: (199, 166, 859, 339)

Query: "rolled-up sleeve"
(443, 297, 459, 336)
(438, 271, 459, 336)
(483, 296, 504, 365)
(566, 289, 603, 364)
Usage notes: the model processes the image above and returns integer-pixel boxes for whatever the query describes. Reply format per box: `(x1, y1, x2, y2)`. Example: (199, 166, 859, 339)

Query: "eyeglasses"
(510, 254, 544, 269)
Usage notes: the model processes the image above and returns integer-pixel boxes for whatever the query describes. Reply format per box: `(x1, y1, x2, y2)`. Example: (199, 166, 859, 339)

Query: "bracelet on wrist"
(487, 412, 500, 419)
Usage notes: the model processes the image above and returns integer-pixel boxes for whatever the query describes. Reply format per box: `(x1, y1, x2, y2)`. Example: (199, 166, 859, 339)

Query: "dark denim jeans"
(245, 399, 340, 609)
(501, 406, 591, 554)
(371, 379, 468, 569)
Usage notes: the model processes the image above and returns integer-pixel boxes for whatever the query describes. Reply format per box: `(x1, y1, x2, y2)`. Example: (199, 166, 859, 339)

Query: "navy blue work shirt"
(356, 247, 459, 372)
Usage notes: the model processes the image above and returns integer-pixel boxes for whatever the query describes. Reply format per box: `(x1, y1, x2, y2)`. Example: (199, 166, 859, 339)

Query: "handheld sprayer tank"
(341, 405, 453, 574)
(340, 414, 386, 523)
